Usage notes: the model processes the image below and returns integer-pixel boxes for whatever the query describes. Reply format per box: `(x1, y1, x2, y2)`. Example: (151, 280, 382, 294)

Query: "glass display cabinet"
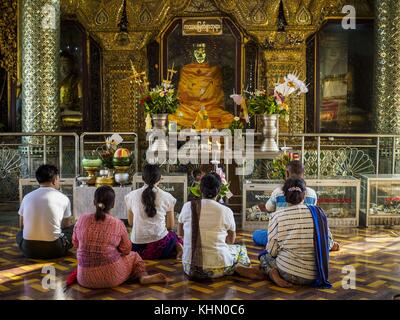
(242, 177, 360, 231)
(307, 177, 360, 227)
(242, 180, 281, 231)
(360, 174, 400, 227)
(132, 173, 188, 217)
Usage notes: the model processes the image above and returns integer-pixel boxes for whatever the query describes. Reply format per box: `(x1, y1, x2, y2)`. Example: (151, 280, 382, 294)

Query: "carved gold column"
(21, 0, 60, 137)
(375, 0, 400, 134)
(21, 0, 42, 136)
(40, 0, 60, 133)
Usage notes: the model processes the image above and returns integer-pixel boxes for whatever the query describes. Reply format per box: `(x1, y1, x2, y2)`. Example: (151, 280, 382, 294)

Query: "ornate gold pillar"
(21, 0, 42, 135)
(40, 0, 60, 133)
(374, 0, 400, 134)
(21, 0, 60, 136)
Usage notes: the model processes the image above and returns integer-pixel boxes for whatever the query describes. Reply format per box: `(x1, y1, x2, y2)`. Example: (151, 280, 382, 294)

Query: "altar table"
(73, 185, 132, 219)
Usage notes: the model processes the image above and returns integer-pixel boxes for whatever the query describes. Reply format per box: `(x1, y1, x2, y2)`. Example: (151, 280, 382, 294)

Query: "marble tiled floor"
(0, 225, 399, 300)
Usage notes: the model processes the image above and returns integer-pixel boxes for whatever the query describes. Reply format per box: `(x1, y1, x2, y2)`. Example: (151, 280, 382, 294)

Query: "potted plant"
(96, 133, 124, 169)
(140, 83, 179, 153)
(140, 83, 179, 132)
(270, 152, 301, 180)
(243, 74, 308, 152)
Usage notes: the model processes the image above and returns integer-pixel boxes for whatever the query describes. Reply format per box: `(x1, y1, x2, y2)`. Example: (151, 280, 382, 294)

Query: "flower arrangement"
(189, 166, 233, 201)
(244, 73, 308, 120)
(270, 151, 300, 180)
(229, 116, 245, 134)
(96, 134, 123, 169)
(139, 83, 179, 115)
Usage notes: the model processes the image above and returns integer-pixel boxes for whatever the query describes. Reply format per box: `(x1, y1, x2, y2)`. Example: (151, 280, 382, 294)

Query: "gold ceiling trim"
(59, 0, 374, 50)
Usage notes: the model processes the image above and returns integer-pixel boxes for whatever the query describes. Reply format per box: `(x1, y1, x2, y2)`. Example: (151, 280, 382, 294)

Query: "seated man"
(266, 160, 318, 212)
(254, 160, 339, 251)
(16, 164, 74, 259)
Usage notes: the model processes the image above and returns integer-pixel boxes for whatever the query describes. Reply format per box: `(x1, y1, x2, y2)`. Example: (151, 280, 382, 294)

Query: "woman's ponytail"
(141, 164, 161, 218)
(94, 186, 115, 221)
(95, 202, 106, 221)
(142, 183, 157, 218)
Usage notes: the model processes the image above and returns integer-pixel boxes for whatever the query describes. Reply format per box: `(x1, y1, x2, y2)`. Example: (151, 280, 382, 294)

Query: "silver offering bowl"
(77, 176, 91, 187)
(114, 172, 130, 187)
(99, 169, 110, 176)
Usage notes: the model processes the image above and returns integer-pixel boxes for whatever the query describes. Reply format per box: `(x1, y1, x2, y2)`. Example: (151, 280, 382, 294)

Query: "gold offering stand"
(95, 176, 115, 187)
(82, 166, 100, 185)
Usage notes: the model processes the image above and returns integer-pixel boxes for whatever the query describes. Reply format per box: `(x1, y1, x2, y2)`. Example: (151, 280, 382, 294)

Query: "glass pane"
(314, 185, 356, 218)
(245, 189, 271, 222)
(318, 21, 374, 133)
(60, 22, 84, 131)
(370, 180, 400, 216)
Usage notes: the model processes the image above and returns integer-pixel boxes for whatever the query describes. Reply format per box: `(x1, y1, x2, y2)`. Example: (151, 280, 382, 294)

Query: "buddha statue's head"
(321, 36, 347, 62)
(193, 43, 206, 64)
(60, 51, 74, 80)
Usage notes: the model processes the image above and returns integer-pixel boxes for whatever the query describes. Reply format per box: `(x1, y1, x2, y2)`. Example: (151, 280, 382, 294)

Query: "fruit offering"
(113, 148, 131, 167)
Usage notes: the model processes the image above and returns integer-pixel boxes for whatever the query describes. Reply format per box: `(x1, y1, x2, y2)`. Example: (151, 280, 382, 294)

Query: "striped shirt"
(267, 204, 331, 280)
(266, 186, 317, 212)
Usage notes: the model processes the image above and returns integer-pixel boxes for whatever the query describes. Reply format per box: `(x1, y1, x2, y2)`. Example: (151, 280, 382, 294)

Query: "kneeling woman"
(259, 178, 332, 288)
(72, 186, 169, 288)
(126, 164, 182, 259)
(178, 173, 262, 281)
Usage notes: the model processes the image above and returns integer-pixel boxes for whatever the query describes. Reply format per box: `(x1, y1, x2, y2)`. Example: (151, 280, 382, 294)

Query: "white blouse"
(125, 185, 176, 244)
(178, 199, 236, 269)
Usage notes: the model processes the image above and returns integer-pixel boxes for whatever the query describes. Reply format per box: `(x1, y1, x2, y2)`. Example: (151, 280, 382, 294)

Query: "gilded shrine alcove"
(306, 18, 374, 133)
(60, 20, 102, 132)
(148, 17, 259, 130)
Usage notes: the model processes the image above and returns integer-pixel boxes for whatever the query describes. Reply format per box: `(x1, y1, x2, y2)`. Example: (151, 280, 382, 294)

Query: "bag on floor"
(252, 229, 268, 247)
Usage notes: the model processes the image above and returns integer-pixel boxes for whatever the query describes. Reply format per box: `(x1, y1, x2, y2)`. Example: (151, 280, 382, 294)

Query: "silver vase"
(149, 113, 169, 152)
(152, 113, 168, 131)
(260, 114, 279, 152)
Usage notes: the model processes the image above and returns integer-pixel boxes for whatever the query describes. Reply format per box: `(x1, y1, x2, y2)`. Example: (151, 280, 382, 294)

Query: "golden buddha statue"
(59, 52, 83, 128)
(169, 43, 234, 130)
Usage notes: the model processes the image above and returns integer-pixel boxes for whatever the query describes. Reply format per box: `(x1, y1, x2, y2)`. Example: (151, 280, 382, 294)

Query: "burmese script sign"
(182, 17, 223, 36)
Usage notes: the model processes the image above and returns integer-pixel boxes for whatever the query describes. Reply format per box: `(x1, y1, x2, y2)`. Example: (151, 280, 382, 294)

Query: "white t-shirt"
(18, 187, 71, 241)
(178, 199, 236, 269)
(125, 185, 176, 244)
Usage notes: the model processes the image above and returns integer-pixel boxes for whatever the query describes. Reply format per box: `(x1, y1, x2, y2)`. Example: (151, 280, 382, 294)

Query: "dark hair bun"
(200, 173, 221, 199)
(282, 178, 306, 205)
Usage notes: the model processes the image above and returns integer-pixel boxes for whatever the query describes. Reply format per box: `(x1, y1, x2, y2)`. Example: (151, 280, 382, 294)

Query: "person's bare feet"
(139, 273, 173, 285)
(268, 269, 292, 288)
(330, 242, 340, 252)
(176, 243, 183, 260)
(235, 265, 265, 280)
